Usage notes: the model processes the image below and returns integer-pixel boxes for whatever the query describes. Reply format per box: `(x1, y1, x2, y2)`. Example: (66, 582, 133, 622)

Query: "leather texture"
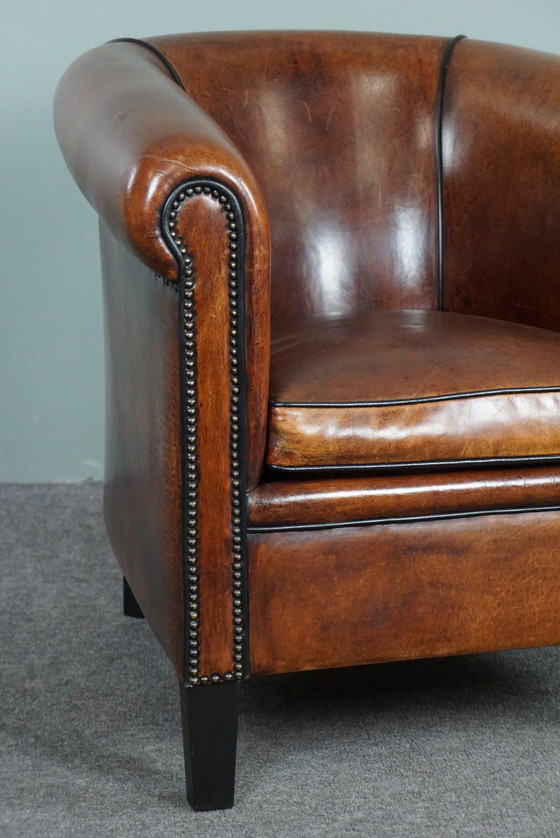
(147, 32, 449, 320)
(267, 310, 560, 470)
(173, 191, 245, 677)
(100, 222, 185, 676)
(249, 510, 560, 675)
(54, 40, 270, 490)
(55, 32, 560, 688)
(248, 466, 560, 528)
(442, 39, 560, 331)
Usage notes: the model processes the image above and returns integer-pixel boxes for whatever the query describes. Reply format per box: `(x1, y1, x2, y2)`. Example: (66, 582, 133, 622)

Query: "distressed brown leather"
(100, 222, 184, 676)
(249, 466, 560, 528)
(147, 32, 448, 320)
(174, 192, 241, 677)
(249, 510, 560, 675)
(442, 39, 560, 330)
(54, 40, 270, 490)
(55, 32, 560, 691)
(267, 310, 560, 469)
(53, 40, 268, 283)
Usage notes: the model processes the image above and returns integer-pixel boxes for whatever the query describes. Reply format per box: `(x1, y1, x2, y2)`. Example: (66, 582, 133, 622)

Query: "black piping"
(435, 35, 466, 310)
(269, 454, 560, 474)
(109, 37, 186, 90)
(248, 504, 560, 534)
(270, 384, 560, 409)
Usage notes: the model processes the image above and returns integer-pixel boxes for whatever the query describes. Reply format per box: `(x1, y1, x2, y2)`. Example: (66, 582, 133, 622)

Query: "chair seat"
(267, 310, 560, 471)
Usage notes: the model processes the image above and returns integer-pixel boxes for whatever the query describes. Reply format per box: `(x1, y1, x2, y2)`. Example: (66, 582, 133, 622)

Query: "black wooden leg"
(179, 680, 240, 811)
(123, 576, 144, 618)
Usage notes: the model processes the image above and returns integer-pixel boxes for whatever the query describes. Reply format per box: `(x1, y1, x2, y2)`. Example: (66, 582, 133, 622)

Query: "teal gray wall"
(2, 0, 560, 481)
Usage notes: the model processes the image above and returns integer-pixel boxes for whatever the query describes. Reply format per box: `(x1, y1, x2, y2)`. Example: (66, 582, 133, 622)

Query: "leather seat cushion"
(266, 310, 560, 471)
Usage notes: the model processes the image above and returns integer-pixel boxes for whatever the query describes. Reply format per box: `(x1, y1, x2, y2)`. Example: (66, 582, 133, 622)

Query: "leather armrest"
(54, 40, 269, 282)
(54, 40, 270, 487)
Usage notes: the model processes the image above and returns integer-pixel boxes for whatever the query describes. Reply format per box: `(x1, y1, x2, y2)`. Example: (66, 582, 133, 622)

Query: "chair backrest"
(148, 32, 560, 329)
(442, 39, 560, 332)
(148, 32, 451, 320)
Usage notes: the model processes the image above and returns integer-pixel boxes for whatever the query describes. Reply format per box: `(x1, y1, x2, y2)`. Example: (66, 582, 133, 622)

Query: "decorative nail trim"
(162, 180, 248, 688)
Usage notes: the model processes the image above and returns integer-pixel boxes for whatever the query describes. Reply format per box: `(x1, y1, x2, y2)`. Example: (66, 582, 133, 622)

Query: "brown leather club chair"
(54, 31, 560, 810)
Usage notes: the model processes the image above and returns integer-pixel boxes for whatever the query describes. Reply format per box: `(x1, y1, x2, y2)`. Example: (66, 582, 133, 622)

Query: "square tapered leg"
(179, 680, 240, 811)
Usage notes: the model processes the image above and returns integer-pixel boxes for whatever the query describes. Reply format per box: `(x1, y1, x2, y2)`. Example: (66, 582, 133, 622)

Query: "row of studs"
(227, 196, 245, 682)
(167, 183, 244, 687)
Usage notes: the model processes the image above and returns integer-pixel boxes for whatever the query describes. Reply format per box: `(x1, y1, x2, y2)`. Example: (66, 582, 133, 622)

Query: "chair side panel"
(100, 222, 185, 677)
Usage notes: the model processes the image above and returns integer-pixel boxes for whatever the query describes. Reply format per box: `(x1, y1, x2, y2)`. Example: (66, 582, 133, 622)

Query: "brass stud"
(168, 183, 248, 686)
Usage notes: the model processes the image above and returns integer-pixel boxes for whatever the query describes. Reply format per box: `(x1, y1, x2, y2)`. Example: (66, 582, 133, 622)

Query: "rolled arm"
(55, 40, 272, 681)
(54, 40, 269, 280)
(54, 40, 270, 489)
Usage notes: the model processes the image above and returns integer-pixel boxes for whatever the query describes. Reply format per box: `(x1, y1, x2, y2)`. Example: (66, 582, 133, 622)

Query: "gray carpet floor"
(1, 482, 559, 837)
